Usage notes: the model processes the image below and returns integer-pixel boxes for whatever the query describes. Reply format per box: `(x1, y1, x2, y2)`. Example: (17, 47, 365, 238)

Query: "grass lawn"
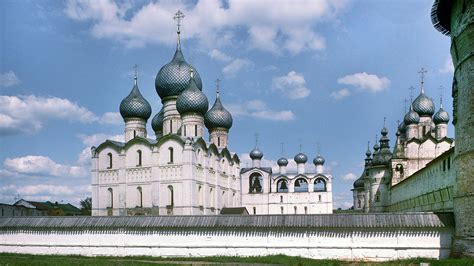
(0, 253, 473, 266)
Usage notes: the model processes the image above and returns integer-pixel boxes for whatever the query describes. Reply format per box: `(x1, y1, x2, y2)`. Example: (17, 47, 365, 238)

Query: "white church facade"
(91, 13, 333, 216)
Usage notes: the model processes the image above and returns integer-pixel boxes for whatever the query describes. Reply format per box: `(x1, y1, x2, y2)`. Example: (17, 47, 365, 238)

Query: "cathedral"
(352, 71, 454, 213)
(90, 12, 332, 216)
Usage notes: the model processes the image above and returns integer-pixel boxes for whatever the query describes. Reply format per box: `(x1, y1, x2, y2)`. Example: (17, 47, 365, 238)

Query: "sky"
(0, 0, 454, 209)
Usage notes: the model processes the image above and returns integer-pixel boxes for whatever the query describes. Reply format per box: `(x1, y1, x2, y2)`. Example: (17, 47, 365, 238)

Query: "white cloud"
(209, 49, 233, 62)
(78, 133, 123, 147)
(222, 58, 252, 78)
(64, 0, 348, 54)
(0, 95, 121, 136)
(439, 57, 454, 74)
(337, 72, 390, 92)
(228, 99, 295, 121)
(3, 155, 87, 178)
(0, 71, 20, 87)
(342, 172, 357, 181)
(330, 88, 351, 100)
(272, 71, 310, 99)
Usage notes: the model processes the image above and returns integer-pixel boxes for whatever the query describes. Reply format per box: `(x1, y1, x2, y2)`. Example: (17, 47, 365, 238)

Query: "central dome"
(412, 92, 435, 116)
(155, 46, 202, 100)
(294, 153, 308, 164)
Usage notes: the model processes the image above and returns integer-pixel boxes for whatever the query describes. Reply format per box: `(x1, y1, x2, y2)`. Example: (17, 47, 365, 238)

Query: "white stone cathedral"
(91, 11, 333, 216)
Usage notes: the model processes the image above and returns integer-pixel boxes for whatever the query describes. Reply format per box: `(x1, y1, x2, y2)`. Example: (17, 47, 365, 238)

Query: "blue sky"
(0, 0, 453, 208)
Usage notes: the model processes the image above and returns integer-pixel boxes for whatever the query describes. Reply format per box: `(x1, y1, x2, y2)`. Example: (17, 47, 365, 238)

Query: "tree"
(80, 197, 92, 215)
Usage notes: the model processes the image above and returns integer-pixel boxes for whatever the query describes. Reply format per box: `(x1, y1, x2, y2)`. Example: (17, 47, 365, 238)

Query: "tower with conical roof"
(119, 67, 152, 142)
(204, 79, 233, 149)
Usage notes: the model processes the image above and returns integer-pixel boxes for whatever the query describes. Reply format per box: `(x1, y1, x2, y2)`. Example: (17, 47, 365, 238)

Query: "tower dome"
(398, 121, 406, 133)
(250, 148, 263, 160)
(151, 107, 164, 132)
(176, 73, 208, 115)
(120, 76, 152, 120)
(277, 157, 288, 166)
(313, 154, 325, 165)
(294, 153, 308, 164)
(433, 106, 450, 124)
(353, 176, 364, 189)
(412, 92, 435, 116)
(204, 89, 233, 130)
(404, 105, 420, 125)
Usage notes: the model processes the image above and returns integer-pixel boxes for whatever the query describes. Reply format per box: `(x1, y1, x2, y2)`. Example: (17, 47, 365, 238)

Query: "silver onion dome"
(204, 91, 233, 130)
(412, 92, 435, 116)
(277, 157, 288, 166)
(365, 147, 372, 157)
(151, 107, 164, 132)
(176, 75, 208, 115)
(398, 121, 406, 133)
(155, 44, 203, 100)
(120, 78, 152, 120)
(313, 154, 325, 165)
(404, 106, 420, 125)
(353, 176, 364, 189)
(433, 106, 450, 124)
(294, 153, 308, 164)
(250, 148, 264, 160)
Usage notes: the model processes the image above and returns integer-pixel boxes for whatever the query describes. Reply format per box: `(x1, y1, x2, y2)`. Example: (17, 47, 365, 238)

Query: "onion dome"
(365, 147, 372, 157)
(250, 148, 264, 160)
(313, 154, 325, 165)
(404, 105, 420, 125)
(353, 176, 364, 189)
(412, 92, 435, 116)
(277, 157, 288, 166)
(204, 88, 233, 130)
(433, 106, 450, 124)
(176, 73, 208, 115)
(294, 153, 308, 164)
(120, 76, 152, 120)
(155, 34, 202, 100)
(398, 121, 406, 133)
(151, 107, 164, 132)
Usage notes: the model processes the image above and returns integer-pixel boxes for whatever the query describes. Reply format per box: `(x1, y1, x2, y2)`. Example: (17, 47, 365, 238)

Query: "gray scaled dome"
(294, 153, 308, 164)
(433, 107, 449, 124)
(155, 45, 203, 100)
(412, 91, 435, 116)
(277, 157, 288, 166)
(353, 176, 364, 189)
(120, 80, 152, 120)
(204, 92, 233, 130)
(398, 121, 406, 133)
(176, 76, 208, 115)
(404, 106, 420, 125)
(313, 155, 325, 165)
(250, 148, 263, 160)
(151, 107, 164, 132)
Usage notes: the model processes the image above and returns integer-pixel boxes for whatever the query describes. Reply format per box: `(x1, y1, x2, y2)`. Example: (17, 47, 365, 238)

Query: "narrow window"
(375, 192, 380, 202)
(184, 125, 187, 136)
(318, 195, 322, 202)
(168, 185, 174, 206)
(218, 137, 221, 146)
(280, 206, 284, 214)
(253, 207, 256, 215)
(294, 206, 297, 214)
(133, 130, 136, 138)
(107, 153, 113, 169)
(198, 185, 203, 206)
(304, 206, 308, 214)
(169, 147, 174, 163)
(447, 157, 451, 170)
(358, 200, 361, 208)
(280, 195, 283, 203)
(443, 160, 446, 171)
(137, 187, 143, 207)
(195, 125, 198, 136)
(107, 188, 113, 208)
(137, 150, 142, 166)
(170, 120, 173, 133)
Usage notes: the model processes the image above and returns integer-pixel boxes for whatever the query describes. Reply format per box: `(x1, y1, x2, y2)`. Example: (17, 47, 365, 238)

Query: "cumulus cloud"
(337, 72, 390, 92)
(3, 155, 87, 178)
(439, 57, 454, 74)
(228, 99, 295, 121)
(209, 49, 233, 62)
(222, 58, 253, 78)
(342, 172, 357, 181)
(0, 71, 20, 87)
(330, 88, 351, 100)
(64, 0, 348, 54)
(272, 71, 310, 99)
(0, 95, 121, 136)
(77, 133, 123, 165)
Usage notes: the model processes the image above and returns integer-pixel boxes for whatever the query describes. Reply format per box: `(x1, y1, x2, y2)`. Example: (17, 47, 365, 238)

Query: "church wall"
(389, 148, 455, 212)
(0, 227, 452, 261)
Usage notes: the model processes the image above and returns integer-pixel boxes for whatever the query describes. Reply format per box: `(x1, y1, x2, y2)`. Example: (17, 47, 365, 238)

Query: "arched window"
(210, 188, 214, 208)
(168, 185, 174, 206)
(184, 125, 187, 136)
(222, 191, 226, 207)
(249, 173, 263, 193)
(137, 150, 142, 166)
(375, 191, 380, 202)
(294, 178, 309, 192)
(318, 195, 322, 202)
(280, 195, 283, 203)
(170, 120, 173, 133)
(107, 188, 113, 208)
(358, 200, 361, 208)
(218, 137, 221, 146)
(253, 207, 256, 215)
(198, 185, 203, 206)
(195, 125, 198, 136)
(133, 130, 136, 138)
(276, 179, 288, 193)
(280, 206, 284, 214)
(107, 153, 113, 169)
(137, 187, 143, 208)
(304, 206, 308, 214)
(168, 147, 174, 163)
(294, 206, 297, 214)
(314, 178, 327, 192)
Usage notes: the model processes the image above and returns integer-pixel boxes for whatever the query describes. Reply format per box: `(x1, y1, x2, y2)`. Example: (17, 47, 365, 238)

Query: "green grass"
(0, 253, 473, 266)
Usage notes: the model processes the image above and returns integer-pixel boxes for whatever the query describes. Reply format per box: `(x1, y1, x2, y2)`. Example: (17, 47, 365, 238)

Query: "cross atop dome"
(418, 67, 427, 93)
(174, 10, 185, 34)
(133, 64, 138, 85)
(215, 78, 221, 96)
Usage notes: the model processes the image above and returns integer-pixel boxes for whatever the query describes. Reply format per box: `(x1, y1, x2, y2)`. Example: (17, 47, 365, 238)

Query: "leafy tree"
(80, 197, 92, 215)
